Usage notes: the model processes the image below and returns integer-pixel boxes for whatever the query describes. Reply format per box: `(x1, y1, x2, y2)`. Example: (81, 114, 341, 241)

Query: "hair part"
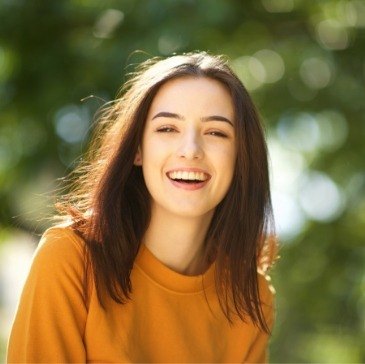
(57, 51, 277, 333)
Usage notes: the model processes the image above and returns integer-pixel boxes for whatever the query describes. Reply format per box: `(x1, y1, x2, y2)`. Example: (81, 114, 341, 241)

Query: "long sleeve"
(7, 228, 88, 363)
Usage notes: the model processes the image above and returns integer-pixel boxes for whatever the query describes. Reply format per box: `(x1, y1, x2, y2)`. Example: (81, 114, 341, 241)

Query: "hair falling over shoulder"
(55, 51, 278, 333)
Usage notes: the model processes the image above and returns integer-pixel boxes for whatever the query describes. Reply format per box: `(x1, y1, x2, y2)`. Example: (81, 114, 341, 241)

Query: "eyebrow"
(152, 111, 234, 126)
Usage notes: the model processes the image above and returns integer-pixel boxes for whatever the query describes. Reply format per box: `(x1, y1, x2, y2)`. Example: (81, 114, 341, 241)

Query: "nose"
(177, 129, 204, 160)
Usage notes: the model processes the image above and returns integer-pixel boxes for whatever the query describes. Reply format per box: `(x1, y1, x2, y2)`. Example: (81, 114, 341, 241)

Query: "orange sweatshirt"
(7, 227, 275, 363)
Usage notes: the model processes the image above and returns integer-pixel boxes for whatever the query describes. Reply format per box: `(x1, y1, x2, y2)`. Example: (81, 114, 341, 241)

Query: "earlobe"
(134, 147, 142, 166)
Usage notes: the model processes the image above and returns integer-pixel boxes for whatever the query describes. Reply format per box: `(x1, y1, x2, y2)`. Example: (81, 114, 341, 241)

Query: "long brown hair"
(57, 52, 276, 333)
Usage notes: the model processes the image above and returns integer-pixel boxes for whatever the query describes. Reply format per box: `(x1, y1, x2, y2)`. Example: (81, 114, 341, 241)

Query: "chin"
(168, 206, 216, 220)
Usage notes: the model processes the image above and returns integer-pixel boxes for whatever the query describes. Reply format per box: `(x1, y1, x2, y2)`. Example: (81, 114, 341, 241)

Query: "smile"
(167, 170, 210, 182)
(166, 169, 211, 190)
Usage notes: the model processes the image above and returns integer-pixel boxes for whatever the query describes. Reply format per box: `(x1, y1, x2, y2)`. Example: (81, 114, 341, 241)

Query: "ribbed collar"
(134, 244, 216, 294)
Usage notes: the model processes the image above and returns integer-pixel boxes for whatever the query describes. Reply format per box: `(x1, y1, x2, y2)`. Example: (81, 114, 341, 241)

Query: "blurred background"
(0, 0, 364, 362)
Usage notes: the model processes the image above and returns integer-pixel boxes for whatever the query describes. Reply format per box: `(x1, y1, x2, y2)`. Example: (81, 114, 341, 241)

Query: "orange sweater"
(7, 227, 275, 363)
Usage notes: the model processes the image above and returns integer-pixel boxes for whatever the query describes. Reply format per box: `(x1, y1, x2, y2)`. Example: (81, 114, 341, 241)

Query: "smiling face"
(135, 76, 237, 222)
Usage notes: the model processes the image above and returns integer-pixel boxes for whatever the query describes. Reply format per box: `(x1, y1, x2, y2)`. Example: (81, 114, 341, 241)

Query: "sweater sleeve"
(7, 227, 88, 363)
(244, 273, 276, 363)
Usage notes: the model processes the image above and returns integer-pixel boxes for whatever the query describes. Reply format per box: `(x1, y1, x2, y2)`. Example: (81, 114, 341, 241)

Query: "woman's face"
(135, 76, 236, 222)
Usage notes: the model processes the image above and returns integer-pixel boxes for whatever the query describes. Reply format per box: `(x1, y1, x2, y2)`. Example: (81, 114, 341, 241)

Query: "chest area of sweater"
(83, 269, 255, 362)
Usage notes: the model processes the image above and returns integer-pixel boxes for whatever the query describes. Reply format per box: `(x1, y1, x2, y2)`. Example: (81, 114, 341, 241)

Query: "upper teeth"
(168, 171, 208, 181)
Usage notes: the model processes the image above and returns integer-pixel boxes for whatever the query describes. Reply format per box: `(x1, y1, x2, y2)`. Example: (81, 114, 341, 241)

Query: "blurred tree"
(0, 0, 364, 362)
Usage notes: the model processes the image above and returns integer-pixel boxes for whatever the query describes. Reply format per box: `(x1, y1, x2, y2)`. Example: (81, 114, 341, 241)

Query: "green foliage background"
(0, 0, 364, 362)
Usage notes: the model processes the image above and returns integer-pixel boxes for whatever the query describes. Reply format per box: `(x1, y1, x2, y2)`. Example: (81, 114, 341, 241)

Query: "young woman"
(7, 52, 277, 363)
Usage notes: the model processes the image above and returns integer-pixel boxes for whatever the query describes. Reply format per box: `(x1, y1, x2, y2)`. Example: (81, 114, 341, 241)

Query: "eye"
(156, 126, 177, 133)
(207, 130, 228, 138)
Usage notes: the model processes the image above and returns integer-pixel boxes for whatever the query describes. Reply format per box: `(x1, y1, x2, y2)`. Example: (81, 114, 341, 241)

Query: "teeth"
(168, 171, 208, 181)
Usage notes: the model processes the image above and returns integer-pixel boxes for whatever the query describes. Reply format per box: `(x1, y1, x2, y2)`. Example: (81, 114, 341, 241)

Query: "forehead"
(148, 76, 235, 118)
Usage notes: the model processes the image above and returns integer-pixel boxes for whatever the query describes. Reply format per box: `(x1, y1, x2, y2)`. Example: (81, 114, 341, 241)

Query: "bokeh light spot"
(93, 9, 124, 39)
(231, 56, 264, 91)
(344, 0, 365, 28)
(272, 190, 306, 241)
(54, 104, 90, 144)
(315, 110, 348, 151)
(249, 57, 266, 83)
(300, 57, 333, 89)
(254, 49, 285, 83)
(277, 112, 320, 152)
(316, 19, 349, 50)
(299, 171, 346, 222)
(269, 138, 307, 241)
(277, 110, 348, 154)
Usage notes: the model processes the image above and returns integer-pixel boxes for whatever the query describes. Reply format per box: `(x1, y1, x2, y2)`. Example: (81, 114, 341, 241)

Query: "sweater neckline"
(134, 244, 216, 294)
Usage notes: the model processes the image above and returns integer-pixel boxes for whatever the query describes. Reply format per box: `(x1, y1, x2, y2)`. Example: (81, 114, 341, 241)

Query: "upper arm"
(7, 227, 88, 363)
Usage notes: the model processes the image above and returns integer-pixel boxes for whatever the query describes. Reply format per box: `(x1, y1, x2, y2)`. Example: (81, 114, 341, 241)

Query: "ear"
(134, 146, 142, 166)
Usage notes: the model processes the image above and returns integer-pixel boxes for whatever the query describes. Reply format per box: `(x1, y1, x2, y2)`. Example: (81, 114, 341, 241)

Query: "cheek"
(140, 139, 169, 176)
(212, 143, 236, 168)
(216, 146, 237, 187)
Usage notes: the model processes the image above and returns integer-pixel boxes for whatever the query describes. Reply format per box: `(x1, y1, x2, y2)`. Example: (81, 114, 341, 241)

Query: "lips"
(166, 168, 211, 190)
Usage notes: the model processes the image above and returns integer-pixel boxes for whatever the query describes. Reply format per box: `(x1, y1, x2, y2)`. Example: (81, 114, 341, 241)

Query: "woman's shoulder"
(33, 225, 87, 273)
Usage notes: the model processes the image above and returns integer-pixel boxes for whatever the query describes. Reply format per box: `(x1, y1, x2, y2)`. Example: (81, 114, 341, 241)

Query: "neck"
(142, 206, 214, 276)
